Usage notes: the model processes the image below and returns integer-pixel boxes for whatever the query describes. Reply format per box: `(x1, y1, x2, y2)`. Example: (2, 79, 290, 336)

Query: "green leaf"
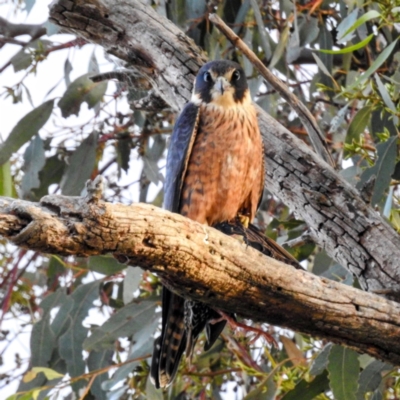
(299, 16, 319, 47)
(87, 349, 113, 400)
(357, 360, 391, 399)
(319, 34, 373, 54)
(357, 136, 397, 206)
(21, 135, 46, 199)
(123, 267, 143, 304)
(58, 281, 100, 392)
(321, 264, 353, 285)
(0, 161, 14, 197)
(336, 8, 358, 43)
(312, 53, 335, 79)
(51, 292, 74, 339)
(116, 136, 132, 174)
(328, 345, 359, 400)
(102, 312, 161, 389)
(9, 39, 52, 72)
(24, 367, 64, 382)
(83, 300, 158, 351)
(64, 57, 73, 87)
(33, 154, 66, 198)
(341, 10, 381, 40)
(310, 343, 333, 376)
(370, 107, 397, 138)
(60, 132, 98, 196)
(348, 39, 399, 90)
(318, 25, 333, 90)
(375, 73, 399, 126)
(281, 371, 329, 400)
(392, 160, 400, 180)
(17, 291, 68, 394)
(371, 389, 383, 400)
(0, 99, 54, 166)
(87, 255, 126, 275)
(250, 0, 272, 59)
(31, 290, 67, 368)
(145, 374, 164, 400)
(269, 23, 290, 69)
(58, 73, 107, 117)
(346, 106, 372, 145)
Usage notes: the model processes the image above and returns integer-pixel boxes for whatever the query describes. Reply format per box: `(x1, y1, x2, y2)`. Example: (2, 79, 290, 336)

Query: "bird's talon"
(239, 214, 250, 228)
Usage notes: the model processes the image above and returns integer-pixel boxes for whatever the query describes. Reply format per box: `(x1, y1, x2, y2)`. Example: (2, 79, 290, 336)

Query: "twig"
(208, 13, 335, 169)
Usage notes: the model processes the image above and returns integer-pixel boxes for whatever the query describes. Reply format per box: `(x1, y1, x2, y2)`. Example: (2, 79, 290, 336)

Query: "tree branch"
(0, 191, 400, 365)
(0, 16, 46, 40)
(48, 0, 400, 295)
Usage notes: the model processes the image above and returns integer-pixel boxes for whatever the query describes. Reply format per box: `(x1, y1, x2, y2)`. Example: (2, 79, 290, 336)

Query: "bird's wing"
(163, 102, 200, 212)
(151, 102, 200, 388)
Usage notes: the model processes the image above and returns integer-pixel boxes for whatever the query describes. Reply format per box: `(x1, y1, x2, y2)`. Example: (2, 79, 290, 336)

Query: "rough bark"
(48, 0, 400, 295)
(1, 191, 400, 365)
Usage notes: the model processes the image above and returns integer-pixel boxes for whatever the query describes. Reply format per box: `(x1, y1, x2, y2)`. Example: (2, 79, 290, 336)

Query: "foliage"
(0, 0, 400, 399)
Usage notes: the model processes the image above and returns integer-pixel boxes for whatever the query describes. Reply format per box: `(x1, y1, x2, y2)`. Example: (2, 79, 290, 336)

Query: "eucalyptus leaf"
(87, 349, 113, 400)
(101, 313, 160, 389)
(348, 39, 399, 90)
(83, 301, 158, 351)
(341, 10, 381, 41)
(310, 343, 333, 376)
(281, 371, 329, 400)
(0, 161, 14, 197)
(60, 132, 98, 196)
(346, 106, 372, 145)
(337, 8, 359, 43)
(318, 25, 333, 90)
(357, 136, 397, 206)
(123, 267, 143, 304)
(269, 23, 290, 69)
(319, 34, 373, 54)
(58, 281, 101, 393)
(328, 345, 359, 400)
(375, 73, 399, 126)
(21, 135, 46, 199)
(0, 99, 54, 166)
(58, 73, 107, 117)
(88, 255, 126, 275)
(33, 154, 66, 198)
(357, 360, 391, 399)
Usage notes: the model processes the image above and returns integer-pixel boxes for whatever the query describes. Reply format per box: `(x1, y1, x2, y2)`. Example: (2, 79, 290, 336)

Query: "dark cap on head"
(194, 60, 248, 104)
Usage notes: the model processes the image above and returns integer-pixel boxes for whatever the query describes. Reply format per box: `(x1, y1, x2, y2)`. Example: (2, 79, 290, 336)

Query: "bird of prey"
(150, 60, 265, 389)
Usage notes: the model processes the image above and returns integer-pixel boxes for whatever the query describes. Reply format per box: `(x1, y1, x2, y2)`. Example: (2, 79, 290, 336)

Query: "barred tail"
(151, 288, 187, 389)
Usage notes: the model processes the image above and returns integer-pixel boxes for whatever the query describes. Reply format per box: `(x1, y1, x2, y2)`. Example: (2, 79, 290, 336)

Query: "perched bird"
(150, 60, 265, 389)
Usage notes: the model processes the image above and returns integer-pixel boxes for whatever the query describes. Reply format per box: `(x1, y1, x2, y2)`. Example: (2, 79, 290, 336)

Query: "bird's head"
(191, 61, 250, 108)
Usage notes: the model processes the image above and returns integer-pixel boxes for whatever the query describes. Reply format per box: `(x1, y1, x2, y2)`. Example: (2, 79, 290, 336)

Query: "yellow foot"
(238, 214, 250, 228)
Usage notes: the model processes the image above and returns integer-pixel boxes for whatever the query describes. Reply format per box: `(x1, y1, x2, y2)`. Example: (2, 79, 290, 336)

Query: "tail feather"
(151, 288, 187, 388)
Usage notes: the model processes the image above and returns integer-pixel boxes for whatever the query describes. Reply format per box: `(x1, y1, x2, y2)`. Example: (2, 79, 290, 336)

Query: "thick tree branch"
(48, 0, 400, 295)
(0, 192, 400, 365)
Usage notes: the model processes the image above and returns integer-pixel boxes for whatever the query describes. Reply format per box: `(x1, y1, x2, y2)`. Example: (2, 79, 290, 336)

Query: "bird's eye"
(203, 71, 212, 82)
(232, 70, 240, 81)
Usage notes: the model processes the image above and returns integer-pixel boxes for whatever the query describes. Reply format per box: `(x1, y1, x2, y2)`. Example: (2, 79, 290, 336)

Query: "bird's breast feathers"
(179, 96, 264, 225)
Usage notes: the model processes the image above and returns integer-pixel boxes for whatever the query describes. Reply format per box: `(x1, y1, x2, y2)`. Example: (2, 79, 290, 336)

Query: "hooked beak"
(214, 77, 229, 95)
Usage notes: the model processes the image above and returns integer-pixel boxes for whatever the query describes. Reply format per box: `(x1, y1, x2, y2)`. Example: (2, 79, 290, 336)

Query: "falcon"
(150, 60, 265, 389)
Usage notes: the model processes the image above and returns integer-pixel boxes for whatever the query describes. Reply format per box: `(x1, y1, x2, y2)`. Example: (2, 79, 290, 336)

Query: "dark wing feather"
(163, 102, 200, 212)
(151, 102, 200, 388)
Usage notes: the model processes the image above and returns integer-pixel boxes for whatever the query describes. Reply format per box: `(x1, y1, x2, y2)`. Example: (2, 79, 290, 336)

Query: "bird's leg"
(238, 214, 250, 228)
(210, 311, 277, 347)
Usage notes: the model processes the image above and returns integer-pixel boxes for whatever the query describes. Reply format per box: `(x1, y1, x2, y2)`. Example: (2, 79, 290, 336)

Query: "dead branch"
(0, 189, 400, 365)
